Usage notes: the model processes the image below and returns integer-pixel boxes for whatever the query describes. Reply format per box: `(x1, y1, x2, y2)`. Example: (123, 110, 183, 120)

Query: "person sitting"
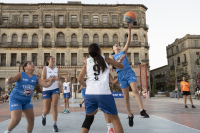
(195, 85, 200, 99)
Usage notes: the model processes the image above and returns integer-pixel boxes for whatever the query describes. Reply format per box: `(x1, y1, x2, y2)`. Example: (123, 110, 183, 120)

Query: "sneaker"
(192, 105, 196, 108)
(62, 109, 66, 113)
(67, 109, 70, 113)
(140, 110, 149, 118)
(107, 128, 115, 133)
(64, 109, 70, 114)
(53, 124, 59, 132)
(42, 115, 46, 126)
(127, 114, 134, 127)
(79, 104, 82, 107)
(185, 105, 188, 108)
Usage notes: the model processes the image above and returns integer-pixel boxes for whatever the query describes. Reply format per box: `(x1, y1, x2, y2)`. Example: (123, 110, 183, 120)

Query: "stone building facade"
(166, 34, 200, 93)
(0, 2, 150, 92)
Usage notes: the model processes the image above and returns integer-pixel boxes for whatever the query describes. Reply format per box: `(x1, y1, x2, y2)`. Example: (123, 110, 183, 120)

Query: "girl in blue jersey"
(111, 23, 149, 127)
(4, 61, 56, 133)
(78, 43, 125, 133)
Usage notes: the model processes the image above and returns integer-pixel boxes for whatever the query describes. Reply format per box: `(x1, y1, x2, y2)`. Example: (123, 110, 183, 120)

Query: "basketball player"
(62, 77, 71, 114)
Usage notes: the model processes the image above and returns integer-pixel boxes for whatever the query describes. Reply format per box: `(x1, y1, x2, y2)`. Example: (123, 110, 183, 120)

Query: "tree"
(151, 79, 157, 94)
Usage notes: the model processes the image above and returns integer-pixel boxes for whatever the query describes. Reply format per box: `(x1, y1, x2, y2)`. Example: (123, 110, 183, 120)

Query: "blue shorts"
(63, 92, 70, 98)
(42, 88, 60, 99)
(9, 97, 33, 112)
(82, 92, 85, 98)
(85, 94, 118, 115)
(117, 69, 137, 89)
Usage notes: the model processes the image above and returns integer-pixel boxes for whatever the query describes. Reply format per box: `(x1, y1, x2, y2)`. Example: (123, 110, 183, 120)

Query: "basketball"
(124, 11, 136, 24)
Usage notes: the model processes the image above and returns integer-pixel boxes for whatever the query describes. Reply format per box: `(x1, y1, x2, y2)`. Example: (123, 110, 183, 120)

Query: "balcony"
(70, 22, 79, 28)
(43, 22, 52, 28)
(55, 42, 66, 47)
(82, 23, 91, 28)
(112, 23, 119, 27)
(99, 23, 112, 28)
(182, 62, 188, 66)
(21, 42, 38, 48)
(100, 42, 113, 47)
(0, 23, 39, 28)
(0, 42, 38, 48)
(130, 42, 141, 47)
(0, 63, 6, 66)
(83, 42, 92, 47)
(70, 42, 79, 47)
(21, 23, 39, 28)
(144, 42, 150, 49)
(144, 24, 149, 30)
(55, 23, 66, 28)
(42, 42, 52, 47)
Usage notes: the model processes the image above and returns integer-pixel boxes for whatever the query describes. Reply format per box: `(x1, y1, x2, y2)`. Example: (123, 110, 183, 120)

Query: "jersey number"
(93, 65, 100, 81)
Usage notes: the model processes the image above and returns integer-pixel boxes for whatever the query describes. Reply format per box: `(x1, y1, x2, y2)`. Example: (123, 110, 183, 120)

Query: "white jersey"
(86, 56, 111, 95)
(63, 82, 70, 93)
(43, 66, 59, 91)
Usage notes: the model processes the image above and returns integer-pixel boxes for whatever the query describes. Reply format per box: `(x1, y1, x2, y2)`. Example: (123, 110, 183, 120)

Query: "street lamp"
(172, 59, 179, 100)
(16, 61, 24, 72)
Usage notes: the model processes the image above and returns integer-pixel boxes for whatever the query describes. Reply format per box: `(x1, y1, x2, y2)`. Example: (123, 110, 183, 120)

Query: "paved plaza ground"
(0, 97, 200, 133)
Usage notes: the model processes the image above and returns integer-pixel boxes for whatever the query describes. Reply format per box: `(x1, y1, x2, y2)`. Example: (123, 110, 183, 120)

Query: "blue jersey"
(82, 86, 86, 94)
(113, 51, 131, 73)
(10, 72, 37, 101)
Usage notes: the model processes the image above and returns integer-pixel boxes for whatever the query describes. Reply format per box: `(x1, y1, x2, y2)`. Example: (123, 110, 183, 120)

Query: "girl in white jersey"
(62, 77, 71, 114)
(41, 56, 60, 132)
(4, 61, 56, 133)
(111, 23, 149, 127)
(78, 43, 124, 133)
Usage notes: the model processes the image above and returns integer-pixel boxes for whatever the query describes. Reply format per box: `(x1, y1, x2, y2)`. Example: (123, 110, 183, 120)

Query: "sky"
(1, 0, 200, 70)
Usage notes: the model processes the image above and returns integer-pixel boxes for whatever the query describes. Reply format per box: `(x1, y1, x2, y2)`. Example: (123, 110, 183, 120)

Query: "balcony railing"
(0, 23, 39, 28)
(82, 23, 91, 28)
(83, 42, 92, 47)
(130, 42, 141, 47)
(70, 22, 79, 28)
(42, 42, 52, 47)
(182, 61, 188, 66)
(101, 42, 113, 47)
(43, 22, 52, 28)
(0, 42, 38, 48)
(112, 23, 119, 27)
(55, 42, 66, 47)
(70, 42, 79, 47)
(0, 63, 6, 66)
(10, 62, 16, 66)
(55, 23, 66, 28)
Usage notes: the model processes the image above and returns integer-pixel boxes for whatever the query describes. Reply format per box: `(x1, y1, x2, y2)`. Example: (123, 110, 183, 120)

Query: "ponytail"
(89, 43, 107, 73)
(45, 56, 52, 66)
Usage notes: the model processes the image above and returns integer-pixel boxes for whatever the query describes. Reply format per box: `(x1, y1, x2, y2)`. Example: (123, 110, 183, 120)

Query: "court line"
(152, 115, 200, 132)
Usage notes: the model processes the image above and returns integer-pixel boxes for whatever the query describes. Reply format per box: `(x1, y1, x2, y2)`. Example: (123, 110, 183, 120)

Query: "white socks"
(42, 114, 46, 118)
(140, 109, 144, 112)
(5, 130, 11, 133)
(107, 123, 113, 131)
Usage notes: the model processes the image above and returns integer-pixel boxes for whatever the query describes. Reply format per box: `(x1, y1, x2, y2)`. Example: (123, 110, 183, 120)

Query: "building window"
(177, 57, 180, 65)
(181, 43, 184, 50)
(83, 34, 89, 45)
(0, 54, 6, 66)
(113, 34, 118, 45)
(61, 53, 65, 66)
(11, 53, 17, 66)
(71, 34, 77, 45)
(83, 15, 89, 25)
(22, 34, 28, 45)
(176, 46, 179, 53)
(12, 34, 18, 45)
(145, 53, 148, 59)
(32, 34, 38, 45)
(57, 32, 65, 45)
(56, 53, 61, 66)
(1, 34, 7, 44)
(127, 53, 131, 64)
(33, 15, 38, 25)
(45, 15, 51, 25)
(32, 53, 37, 66)
(84, 53, 89, 58)
(102, 15, 108, 25)
(133, 34, 138, 44)
(195, 40, 198, 47)
(71, 15, 77, 22)
(103, 34, 109, 45)
(56, 53, 65, 66)
(58, 15, 64, 25)
(125, 34, 128, 43)
(112, 15, 117, 26)
(196, 52, 200, 60)
(134, 53, 139, 65)
(93, 16, 98, 25)
(71, 53, 77, 66)
(184, 54, 187, 62)
(23, 15, 29, 25)
(93, 34, 99, 44)
(21, 53, 27, 64)
(3, 17, 8, 24)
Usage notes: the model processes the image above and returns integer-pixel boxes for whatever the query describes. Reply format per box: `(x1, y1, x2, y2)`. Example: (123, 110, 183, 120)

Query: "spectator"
(33, 90, 38, 100)
(195, 85, 200, 99)
(174, 86, 178, 98)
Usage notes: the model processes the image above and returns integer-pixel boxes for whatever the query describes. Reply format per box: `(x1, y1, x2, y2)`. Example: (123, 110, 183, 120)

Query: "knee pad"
(82, 114, 94, 130)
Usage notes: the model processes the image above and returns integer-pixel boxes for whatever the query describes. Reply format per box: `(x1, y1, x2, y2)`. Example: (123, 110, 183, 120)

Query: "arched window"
(12, 34, 18, 45)
(71, 34, 77, 45)
(113, 34, 118, 45)
(133, 34, 138, 44)
(22, 34, 28, 45)
(45, 34, 51, 45)
(93, 34, 99, 44)
(1, 34, 7, 44)
(103, 34, 109, 45)
(83, 34, 89, 45)
(57, 32, 65, 45)
(32, 34, 38, 45)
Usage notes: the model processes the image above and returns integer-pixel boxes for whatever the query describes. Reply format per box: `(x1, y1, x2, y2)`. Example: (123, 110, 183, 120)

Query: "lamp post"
(16, 61, 24, 72)
(172, 59, 179, 100)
